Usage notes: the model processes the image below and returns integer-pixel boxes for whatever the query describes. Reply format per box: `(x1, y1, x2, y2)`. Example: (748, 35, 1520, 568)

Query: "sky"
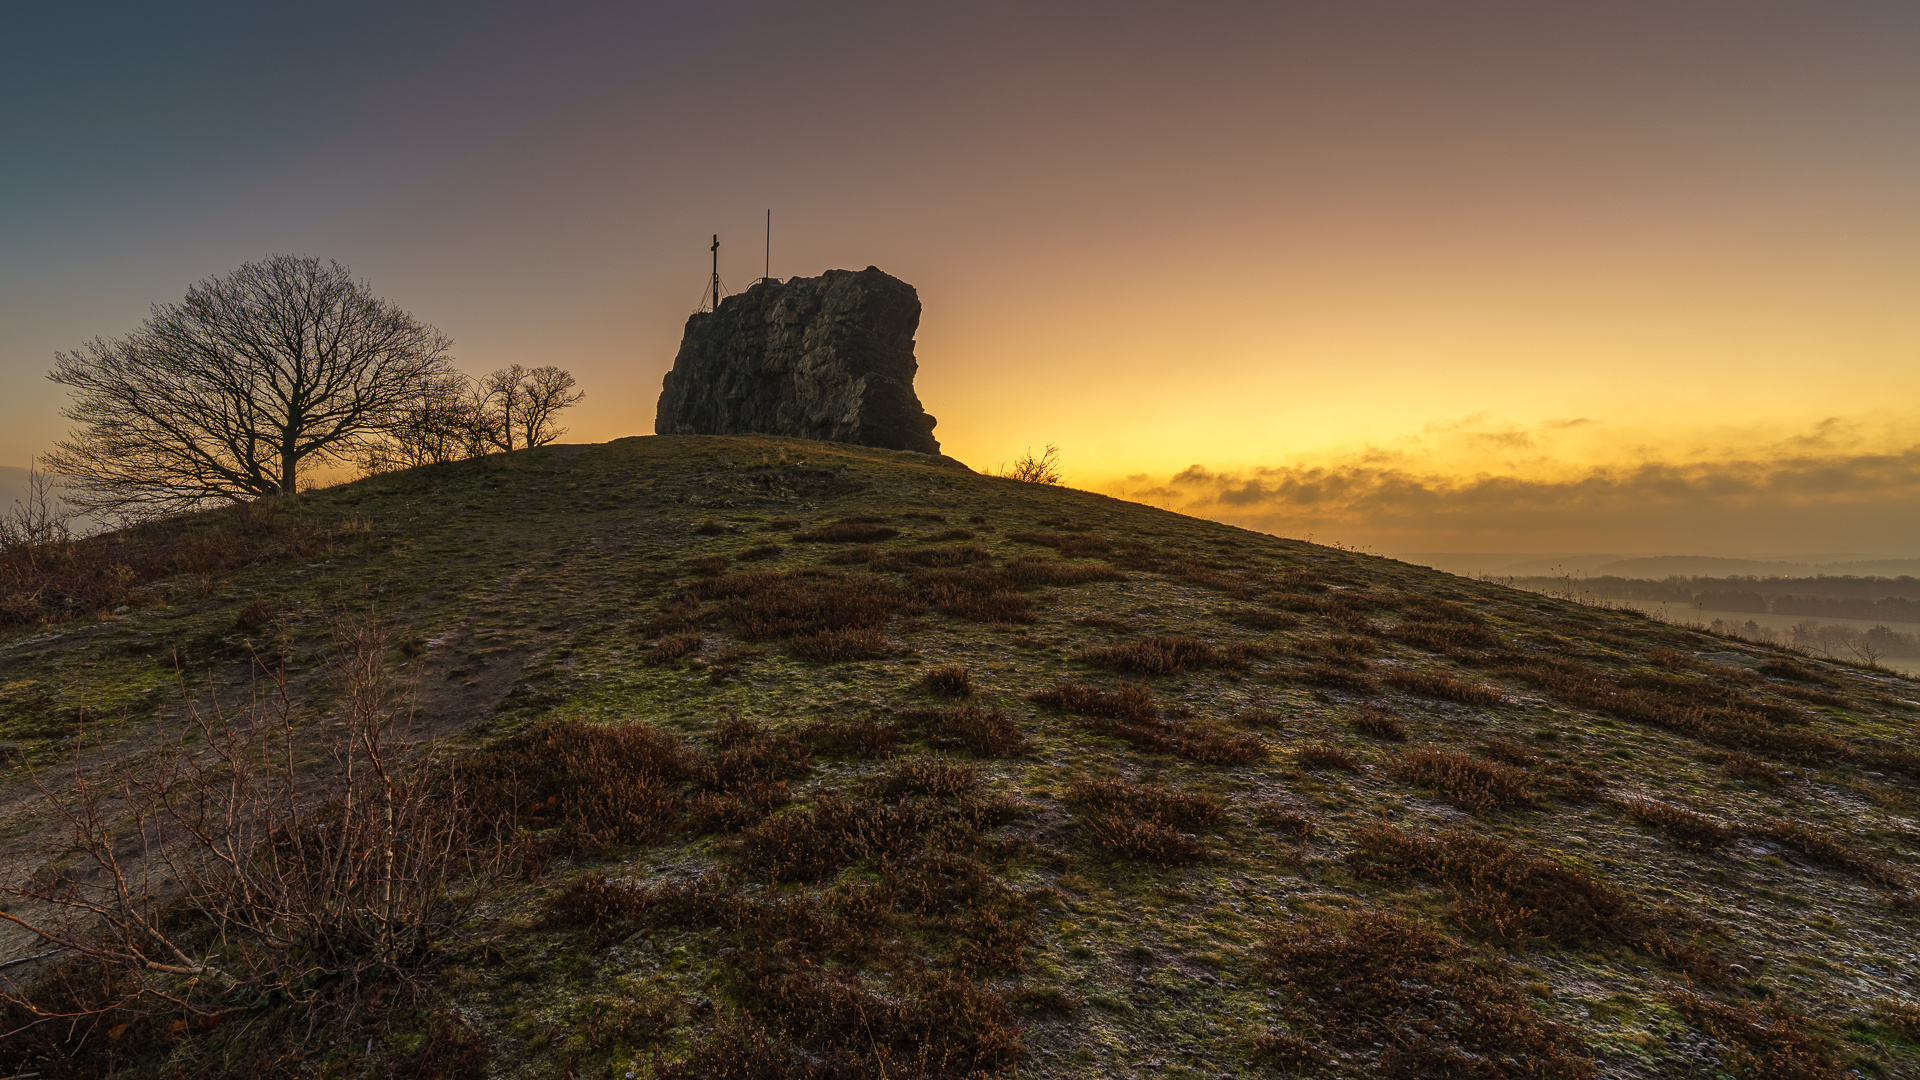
(3, 1, 1917, 557)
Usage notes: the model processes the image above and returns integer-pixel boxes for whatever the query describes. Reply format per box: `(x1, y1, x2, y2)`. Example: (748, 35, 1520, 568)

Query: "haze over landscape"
(4, 1, 1918, 561)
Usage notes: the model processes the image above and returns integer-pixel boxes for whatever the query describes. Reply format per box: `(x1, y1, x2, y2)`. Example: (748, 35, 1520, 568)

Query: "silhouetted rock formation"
(655, 267, 940, 454)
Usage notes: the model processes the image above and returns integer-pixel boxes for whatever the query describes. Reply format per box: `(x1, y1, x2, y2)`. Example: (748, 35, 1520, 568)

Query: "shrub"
(1258, 910, 1596, 1079)
(1078, 814, 1208, 864)
(1064, 776, 1223, 830)
(1000, 554, 1126, 587)
(1079, 635, 1262, 676)
(1350, 706, 1409, 742)
(1756, 818, 1911, 890)
(999, 444, 1063, 484)
(1223, 607, 1299, 632)
(1758, 658, 1839, 686)
(699, 570, 915, 641)
(1347, 824, 1648, 945)
(650, 631, 703, 664)
(801, 714, 901, 758)
(792, 521, 900, 543)
(922, 664, 973, 697)
(900, 543, 990, 567)
(1389, 748, 1536, 814)
(1029, 681, 1263, 765)
(1613, 796, 1734, 850)
(1256, 803, 1316, 841)
(1006, 531, 1111, 555)
(868, 758, 980, 801)
(1722, 751, 1790, 786)
(1384, 669, 1507, 707)
(787, 626, 893, 662)
(1296, 662, 1380, 694)
(738, 543, 784, 561)
(894, 703, 1030, 757)
(1661, 987, 1840, 1080)
(1296, 743, 1361, 771)
(907, 566, 1035, 624)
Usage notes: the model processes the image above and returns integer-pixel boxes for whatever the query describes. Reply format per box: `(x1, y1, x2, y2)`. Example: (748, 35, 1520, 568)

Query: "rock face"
(654, 267, 940, 454)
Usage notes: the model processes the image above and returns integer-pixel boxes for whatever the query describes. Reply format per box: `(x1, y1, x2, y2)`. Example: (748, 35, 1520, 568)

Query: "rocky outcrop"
(654, 267, 940, 454)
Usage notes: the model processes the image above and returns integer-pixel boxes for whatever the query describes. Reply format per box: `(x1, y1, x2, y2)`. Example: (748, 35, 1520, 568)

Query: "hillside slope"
(3, 434, 1918, 1079)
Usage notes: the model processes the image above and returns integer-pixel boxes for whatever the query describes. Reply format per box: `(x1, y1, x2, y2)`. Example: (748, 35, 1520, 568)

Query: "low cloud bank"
(1105, 446, 1920, 555)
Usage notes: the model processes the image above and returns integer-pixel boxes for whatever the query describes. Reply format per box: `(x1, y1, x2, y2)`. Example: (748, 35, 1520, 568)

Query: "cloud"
(1104, 444, 1920, 555)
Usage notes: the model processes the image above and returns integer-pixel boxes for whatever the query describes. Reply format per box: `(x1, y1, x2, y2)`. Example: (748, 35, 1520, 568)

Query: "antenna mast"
(764, 209, 771, 284)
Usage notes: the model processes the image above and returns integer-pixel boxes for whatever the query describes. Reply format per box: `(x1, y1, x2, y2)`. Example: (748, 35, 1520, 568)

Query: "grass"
(4, 432, 1917, 1079)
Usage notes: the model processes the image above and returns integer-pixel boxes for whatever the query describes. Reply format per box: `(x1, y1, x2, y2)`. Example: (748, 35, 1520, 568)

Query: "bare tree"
(359, 374, 488, 474)
(46, 255, 456, 520)
(473, 364, 583, 452)
(999, 444, 1064, 485)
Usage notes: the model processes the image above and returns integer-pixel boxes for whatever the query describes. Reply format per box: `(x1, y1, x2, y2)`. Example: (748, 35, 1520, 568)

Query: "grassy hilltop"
(3, 434, 1919, 1079)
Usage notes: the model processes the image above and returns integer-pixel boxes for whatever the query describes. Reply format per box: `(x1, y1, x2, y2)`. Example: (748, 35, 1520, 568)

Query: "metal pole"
(710, 234, 720, 310)
(764, 209, 771, 283)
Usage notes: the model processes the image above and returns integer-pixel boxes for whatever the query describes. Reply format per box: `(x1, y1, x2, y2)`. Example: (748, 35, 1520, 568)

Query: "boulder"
(654, 266, 941, 454)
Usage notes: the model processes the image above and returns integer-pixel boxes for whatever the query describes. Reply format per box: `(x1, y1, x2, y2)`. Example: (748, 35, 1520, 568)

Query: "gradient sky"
(4, 1, 1917, 555)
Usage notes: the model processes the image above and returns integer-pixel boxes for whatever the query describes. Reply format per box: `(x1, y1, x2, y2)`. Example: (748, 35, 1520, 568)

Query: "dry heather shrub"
(649, 631, 702, 664)
(1757, 818, 1912, 890)
(738, 543, 784, 561)
(694, 520, 730, 535)
(1873, 998, 1920, 1041)
(1080, 635, 1263, 676)
(908, 566, 1036, 624)
(1385, 669, 1507, 707)
(922, 664, 973, 697)
(1065, 776, 1223, 829)
(698, 569, 914, 640)
(1256, 803, 1316, 841)
(1029, 680, 1157, 722)
(869, 758, 979, 801)
(1001, 553, 1126, 587)
(787, 626, 893, 662)
(801, 713, 901, 758)
(1347, 824, 1648, 946)
(1473, 737, 1604, 802)
(1661, 987, 1840, 1080)
(1296, 743, 1361, 771)
(1389, 748, 1536, 814)
(1758, 657, 1838, 685)
(900, 543, 990, 567)
(1006, 530, 1111, 555)
(1065, 777, 1220, 865)
(793, 521, 900, 543)
(1236, 708, 1289, 729)
(1029, 680, 1263, 764)
(1389, 617, 1501, 655)
(1721, 751, 1791, 786)
(1296, 662, 1381, 694)
(1223, 607, 1300, 632)
(1613, 796, 1734, 850)
(1350, 706, 1409, 742)
(895, 703, 1030, 756)
(473, 720, 695, 853)
(686, 554, 730, 577)
(1258, 910, 1595, 1080)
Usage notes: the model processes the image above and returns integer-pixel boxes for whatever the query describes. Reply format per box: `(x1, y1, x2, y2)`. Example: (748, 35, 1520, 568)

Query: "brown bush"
(1064, 776, 1223, 830)
(738, 543, 784, 561)
(1384, 669, 1507, 707)
(1613, 796, 1734, 850)
(1296, 662, 1381, 694)
(1257, 909, 1595, 1079)
(1296, 743, 1361, 771)
(907, 566, 1035, 624)
(869, 758, 980, 801)
(471, 719, 695, 853)
(695, 569, 914, 642)
(1758, 657, 1839, 686)
(792, 521, 901, 543)
(1079, 635, 1263, 676)
(1000, 553, 1126, 587)
(900, 543, 990, 567)
(1, 498, 365, 627)
(894, 703, 1030, 757)
(1006, 530, 1111, 555)
(1236, 708, 1289, 729)
(1474, 736, 1604, 802)
(1389, 748, 1536, 814)
(1350, 706, 1409, 742)
(800, 714, 901, 758)
(1256, 803, 1316, 841)
(921, 664, 973, 697)
(1223, 607, 1300, 632)
(1756, 818, 1912, 890)
(1389, 617, 1501, 654)
(1347, 824, 1648, 946)
(1029, 680, 1263, 765)
(649, 631, 703, 664)
(1079, 813, 1208, 864)
(787, 626, 893, 662)
(1661, 987, 1840, 1080)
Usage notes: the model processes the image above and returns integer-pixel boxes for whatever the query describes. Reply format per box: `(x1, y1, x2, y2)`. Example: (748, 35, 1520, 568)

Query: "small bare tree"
(360, 374, 489, 474)
(999, 444, 1064, 485)
(46, 255, 456, 520)
(0, 621, 511, 1046)
(473, 364, 583, 452)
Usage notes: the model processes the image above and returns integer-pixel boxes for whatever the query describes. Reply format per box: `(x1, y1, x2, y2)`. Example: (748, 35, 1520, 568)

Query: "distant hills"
(1399, 550, 1920, 580)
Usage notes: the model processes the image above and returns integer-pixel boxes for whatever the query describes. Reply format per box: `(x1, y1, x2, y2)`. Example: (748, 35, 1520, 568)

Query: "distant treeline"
(1704, 617, 1920, 660)
(1499, 574, 1920, 623)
